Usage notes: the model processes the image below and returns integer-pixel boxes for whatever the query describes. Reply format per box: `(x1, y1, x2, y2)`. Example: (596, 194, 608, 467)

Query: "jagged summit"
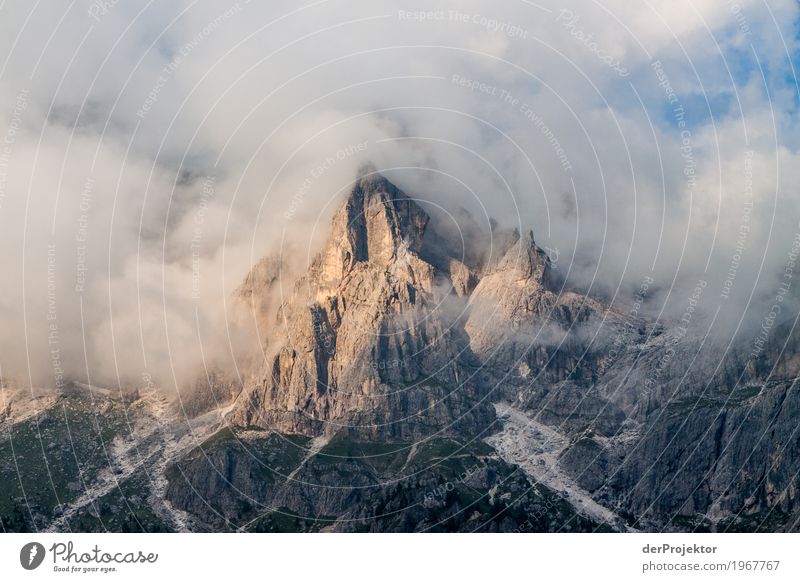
(333, 170, 557, 285)
(485, 218, 521, 270)
(233, 169, 495, 440)
(338, 168, 429, 261)
(232, 168, 612, 442)
(495, 229, 552, 284)
(309, 169, 432, 294)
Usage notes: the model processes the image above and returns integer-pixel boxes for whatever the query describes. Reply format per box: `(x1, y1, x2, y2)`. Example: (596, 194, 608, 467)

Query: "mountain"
(2, 168, 799, 533)
(165, 170, 614, 531)
(230, 168, 495, 441)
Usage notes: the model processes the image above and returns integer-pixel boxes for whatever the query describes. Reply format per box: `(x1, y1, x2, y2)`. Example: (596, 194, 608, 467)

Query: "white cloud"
(0, 0, 797, 388)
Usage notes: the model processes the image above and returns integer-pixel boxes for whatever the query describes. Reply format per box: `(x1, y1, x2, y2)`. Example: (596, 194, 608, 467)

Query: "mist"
(0, 0, 797, 393)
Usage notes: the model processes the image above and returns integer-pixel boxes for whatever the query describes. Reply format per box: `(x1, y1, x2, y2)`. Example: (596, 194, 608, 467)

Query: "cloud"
(0, 0, 797, 390)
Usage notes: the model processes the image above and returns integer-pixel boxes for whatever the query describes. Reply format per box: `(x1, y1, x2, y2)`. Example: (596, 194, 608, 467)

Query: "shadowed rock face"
(580, 322, 800, 529)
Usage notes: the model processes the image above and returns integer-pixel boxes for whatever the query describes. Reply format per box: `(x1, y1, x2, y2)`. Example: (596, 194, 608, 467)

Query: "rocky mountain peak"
(342, 168, 429, 257)
(495, 229, 552, 285)
(233, 169, 494, 440)
(233, 169, 624, 443)
(315, 167, 430, 288)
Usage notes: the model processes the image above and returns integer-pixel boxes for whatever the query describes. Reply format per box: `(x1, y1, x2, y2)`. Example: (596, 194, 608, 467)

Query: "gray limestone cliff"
(230, 170, 495, 441)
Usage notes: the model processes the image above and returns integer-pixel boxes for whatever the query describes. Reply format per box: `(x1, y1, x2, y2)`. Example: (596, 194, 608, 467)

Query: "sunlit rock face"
(232, 170, 496, 441)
